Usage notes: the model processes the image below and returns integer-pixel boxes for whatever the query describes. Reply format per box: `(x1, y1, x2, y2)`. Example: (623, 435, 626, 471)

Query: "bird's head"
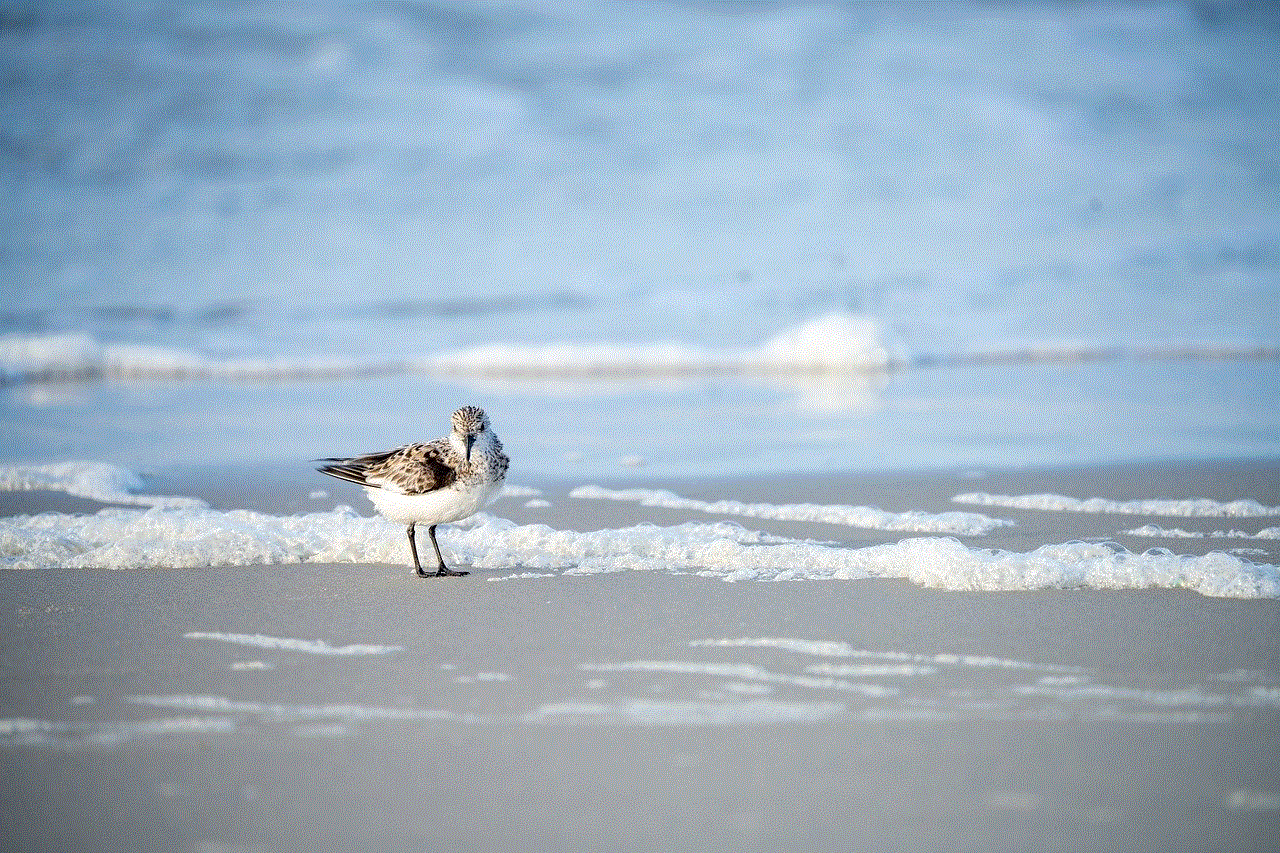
(451, 405, 489, 462)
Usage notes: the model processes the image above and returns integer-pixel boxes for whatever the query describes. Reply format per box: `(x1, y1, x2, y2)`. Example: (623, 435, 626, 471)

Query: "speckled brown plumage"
(317, 441, 459, 494)
(316, 406, 508, 577)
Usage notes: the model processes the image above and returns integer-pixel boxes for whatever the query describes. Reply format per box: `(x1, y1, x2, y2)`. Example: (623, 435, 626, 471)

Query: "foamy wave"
(183, 632, 403, 656)
(524, 699, 848, 725)
(954, 492, 1280, 518)
(0, 461, 206, 509)
(5, 318, 1275, 386)
(0, 315, 898, 383)
(2, 505, 1276, 598)
(1122, 525, 1280, 540)
(0, 716, 236, 748)
(498, 484, 544, 498)
(126, 694, 452, 722)
(1011, 682, 1280, 711)
(422, 314, 904, 377)
(0, 333, 403, 383)
(571, 485, 1011, 535)
(0, 505, 388, 569)
(425, 341, 726, 377)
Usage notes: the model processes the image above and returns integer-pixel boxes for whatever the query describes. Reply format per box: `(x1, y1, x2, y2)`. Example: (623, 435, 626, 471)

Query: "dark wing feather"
(316, 446, 405, 486)
(317, 441, 458, 495)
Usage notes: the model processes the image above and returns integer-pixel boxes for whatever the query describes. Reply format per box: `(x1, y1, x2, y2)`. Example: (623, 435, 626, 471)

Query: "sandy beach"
(2, 458, 1278, 852)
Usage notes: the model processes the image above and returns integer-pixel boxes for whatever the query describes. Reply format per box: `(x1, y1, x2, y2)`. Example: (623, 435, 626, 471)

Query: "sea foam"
(524, 699, 848, 726)
(571, 485, 1010, 535)
(184, 632, 403, 656)
(5, 319, 1273, 387)
(1122, 525, 1280, 540)
(2, 504, 1276, 599)
(0, 715, 237, 748)
(126, 694, 453, 722)
(0, 332, 396, 383)
(0, 314, 900, 383)
(0, 461, 206, 509)
(954, 492, 1280, 517)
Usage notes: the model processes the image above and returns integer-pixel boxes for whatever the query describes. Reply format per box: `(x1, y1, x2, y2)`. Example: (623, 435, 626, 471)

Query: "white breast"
(365, 478, 502, 527)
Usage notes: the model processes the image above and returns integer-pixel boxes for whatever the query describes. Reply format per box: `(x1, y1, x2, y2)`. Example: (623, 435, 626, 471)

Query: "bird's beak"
(465, 433, 475, 463)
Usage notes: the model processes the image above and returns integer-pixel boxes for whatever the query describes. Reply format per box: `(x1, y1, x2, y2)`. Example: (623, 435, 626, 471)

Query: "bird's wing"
(316, 454, 385, 487)
(317, 445, 413, 487)
(318, 441, 458, 495)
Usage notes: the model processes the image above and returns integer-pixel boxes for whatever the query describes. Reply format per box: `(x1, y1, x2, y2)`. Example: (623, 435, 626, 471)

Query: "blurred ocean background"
(2, 0, 1278, 479)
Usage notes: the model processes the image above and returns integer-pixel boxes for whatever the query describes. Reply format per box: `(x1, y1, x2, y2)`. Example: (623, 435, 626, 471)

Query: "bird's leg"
(407, 523, 431, 578)
(428, 524, 468, 577)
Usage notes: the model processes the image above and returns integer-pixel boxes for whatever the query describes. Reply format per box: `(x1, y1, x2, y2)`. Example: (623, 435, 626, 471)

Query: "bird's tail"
(316, 446, 406, 486)
(315, 458, 371, 486)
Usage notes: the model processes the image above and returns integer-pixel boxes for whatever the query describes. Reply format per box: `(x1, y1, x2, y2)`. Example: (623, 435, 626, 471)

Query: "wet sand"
(2, 459, 1278, 852)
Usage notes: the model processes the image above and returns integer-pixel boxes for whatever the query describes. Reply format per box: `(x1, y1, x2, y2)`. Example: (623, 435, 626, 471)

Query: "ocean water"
(2, 0, 1278, 478)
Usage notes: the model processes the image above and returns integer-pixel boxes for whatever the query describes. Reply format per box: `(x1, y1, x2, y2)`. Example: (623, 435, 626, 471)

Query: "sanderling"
(317, 406, 509, 578)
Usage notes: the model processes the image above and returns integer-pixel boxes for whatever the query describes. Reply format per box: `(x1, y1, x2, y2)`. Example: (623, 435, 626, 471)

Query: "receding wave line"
(0, 334, 413, 383)
(954, 492, 1280, 518)
(2, 320, 1276, 385)
(570, 485, 1011, 535)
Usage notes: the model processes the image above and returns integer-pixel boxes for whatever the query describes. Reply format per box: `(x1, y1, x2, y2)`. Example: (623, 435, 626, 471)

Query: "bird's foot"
(417, 565, 469, 577)
(436, 566, 469, 577)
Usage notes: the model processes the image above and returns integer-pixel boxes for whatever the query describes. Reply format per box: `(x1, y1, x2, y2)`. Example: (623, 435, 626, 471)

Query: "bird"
(317, 406, 509, 578)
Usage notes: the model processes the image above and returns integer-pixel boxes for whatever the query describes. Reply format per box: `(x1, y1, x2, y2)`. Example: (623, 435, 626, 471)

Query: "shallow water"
(2, 1, 1278, 477)
(3, 354, 1276, 478)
